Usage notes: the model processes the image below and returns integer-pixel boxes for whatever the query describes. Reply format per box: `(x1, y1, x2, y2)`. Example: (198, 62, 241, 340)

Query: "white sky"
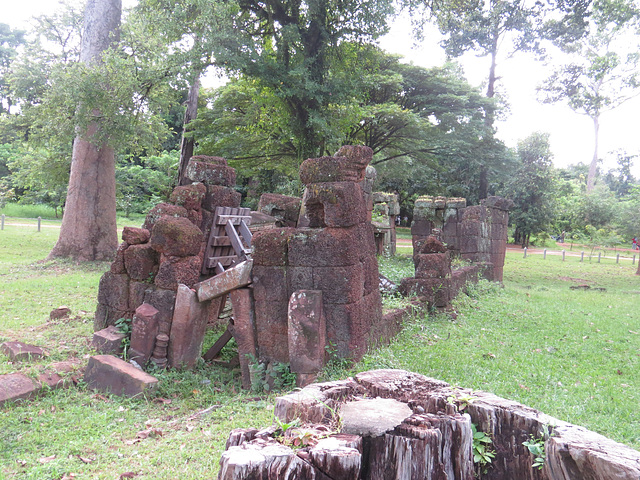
(3, 0, 640, 177)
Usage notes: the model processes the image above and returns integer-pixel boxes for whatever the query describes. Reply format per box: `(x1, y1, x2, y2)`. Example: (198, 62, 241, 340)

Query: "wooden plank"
(226, 222, 251, 256)
(216, 215, 252, 225)
(212, 236, 232, 247)
(203, 326, 233, 361)
(206, 255, 237, 268)
(196, 260, 253, 302)
(238, 220, 253, 247)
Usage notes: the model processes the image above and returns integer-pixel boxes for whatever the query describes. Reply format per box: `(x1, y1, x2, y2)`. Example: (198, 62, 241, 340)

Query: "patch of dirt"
(558, 276, 590, 283)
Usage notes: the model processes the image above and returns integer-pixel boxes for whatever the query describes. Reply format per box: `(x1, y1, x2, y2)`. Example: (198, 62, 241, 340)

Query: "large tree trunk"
(177, 72, 201, 186)
(49, 0, 122, 261)
(587, 115, 599, 193)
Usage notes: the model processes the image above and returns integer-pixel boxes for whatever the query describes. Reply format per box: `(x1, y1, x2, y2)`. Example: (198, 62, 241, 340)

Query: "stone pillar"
(288, 290, 326, 387)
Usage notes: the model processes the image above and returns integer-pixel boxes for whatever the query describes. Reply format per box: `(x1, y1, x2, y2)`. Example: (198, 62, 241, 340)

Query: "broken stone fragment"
(84, 355, 158, 397)
(49, 306, 71, 320)
(0, 341, 46, 362)
(92, 325, 126, 355)
(122, 226, 151, 245)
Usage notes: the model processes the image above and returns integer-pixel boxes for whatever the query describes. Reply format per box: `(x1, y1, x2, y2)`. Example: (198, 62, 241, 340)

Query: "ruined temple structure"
(93, 155, 243, 371)
(400, 195, 511, 311)
(371, 192, 400, 256)
(218, 369, 640, 480)
(240, 146, 384, 387)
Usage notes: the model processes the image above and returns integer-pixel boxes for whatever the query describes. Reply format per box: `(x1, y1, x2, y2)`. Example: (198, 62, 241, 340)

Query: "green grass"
(1, 229, 640, 479)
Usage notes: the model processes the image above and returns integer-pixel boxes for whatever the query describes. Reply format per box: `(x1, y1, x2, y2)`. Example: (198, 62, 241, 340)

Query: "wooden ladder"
(202, 206, 252, 275)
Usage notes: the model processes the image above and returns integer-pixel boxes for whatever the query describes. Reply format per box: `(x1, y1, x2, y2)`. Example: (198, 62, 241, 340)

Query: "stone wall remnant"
(371, 191, 400, 256)
(95, 155, 241, 371)
(247, 146, 383, 387)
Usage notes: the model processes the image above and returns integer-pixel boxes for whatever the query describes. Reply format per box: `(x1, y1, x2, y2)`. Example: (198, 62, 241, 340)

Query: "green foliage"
(505, 132, 558, 247)
(247, 354, 297, 393)
(114, 317, 133, 358)
(472, 423, 496, 475)
(522, 425, 554, 470)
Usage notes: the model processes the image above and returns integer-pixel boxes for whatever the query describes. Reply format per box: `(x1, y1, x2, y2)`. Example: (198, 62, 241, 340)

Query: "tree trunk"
(478, 37, 498, 201)
(587, 115, 599, 193)
(49, 0, 121, 262)
(177, 72, 201, 186)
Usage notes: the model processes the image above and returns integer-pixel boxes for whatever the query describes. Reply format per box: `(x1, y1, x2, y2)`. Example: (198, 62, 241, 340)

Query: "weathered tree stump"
(219, 369, 640, 479)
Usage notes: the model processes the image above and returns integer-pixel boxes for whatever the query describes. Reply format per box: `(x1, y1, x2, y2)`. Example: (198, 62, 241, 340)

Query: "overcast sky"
(4, 0, 640, 177)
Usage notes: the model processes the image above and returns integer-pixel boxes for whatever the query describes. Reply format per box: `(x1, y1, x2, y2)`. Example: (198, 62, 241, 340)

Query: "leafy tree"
(539, 0, 640, 192)
(505, 132, 557, 247)
(603, 150, 637, 198)
(0, 24, 26, 114)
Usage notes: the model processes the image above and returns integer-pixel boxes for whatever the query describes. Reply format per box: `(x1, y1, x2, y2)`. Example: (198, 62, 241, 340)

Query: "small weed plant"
(114, 317, 132, 358)
(247, 354, 296, 393)
(522, 424, 554, 470)
(471, 423, 496, 476)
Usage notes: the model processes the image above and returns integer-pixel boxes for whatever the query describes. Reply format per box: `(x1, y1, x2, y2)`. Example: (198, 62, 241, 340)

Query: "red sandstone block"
(129, 281, 153, 312)
(149, 216, 204, 257)
(167, 285, 208, 370)
(170, 183, 206, 211)
(142, 203, 188, 231)
(155, 255, 202, 291)
(303, 182, 366, 228)
(0, 373, 39, 405)
(230, 288, 257, 389)
(258, 193, 302, 227)
(110, 242, 127, 274)
(254, 300, 289, 364)
(288, 266, 314, 292)
(460, 205, 486, 222)
(84, 355, 158, 397)
(94, 303, 131, 331)
(185, 161, 236, 186)
(92, 325, 125, 355)
(299, 156, 363, 184)
(334, 145, 373, 180)
(143, 288, 177, 336)
(190, 155, 227, 165)
(251, 228, 295, 266)
(399, 278, 451, 307)
(195, 259, 253, 301)
(459, 221, 483, 238)
(252, 265, 288, 301)
(98, 272, 130, 312)
(0, 342, 45, 362)
(202, 185, 242, 212)
(288, 290, 326, 375)
(288, 226, 368, 267)
(361, 255, 380, 296)
(312, 264, 364, 305)
(129, 303, 160, 366)
(122, 227, 151, 245)
(414, 253, 451, 279)
(186, 209, 203, 231)
(124, 243, 159, 281)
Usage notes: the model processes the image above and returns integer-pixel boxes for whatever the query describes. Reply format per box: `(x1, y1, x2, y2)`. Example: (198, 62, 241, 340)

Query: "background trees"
(539, 0, 640, 192)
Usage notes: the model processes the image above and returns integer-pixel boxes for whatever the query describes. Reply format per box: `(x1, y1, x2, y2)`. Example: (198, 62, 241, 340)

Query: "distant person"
(633, 237, 638, 250)
(559, 231, 565, 243)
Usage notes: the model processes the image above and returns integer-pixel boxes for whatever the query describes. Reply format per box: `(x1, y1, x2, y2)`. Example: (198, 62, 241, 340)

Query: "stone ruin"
(371, 192, 400, 256)
(218, 369, 640, 480)
(400, 195, 512, 312)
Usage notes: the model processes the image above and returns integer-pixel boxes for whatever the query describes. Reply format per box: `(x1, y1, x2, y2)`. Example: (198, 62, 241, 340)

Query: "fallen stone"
(50, 306, 71, 320)
(196, 260, 253, 302)
(122, 226, 151, 245)
(340, 398, 413, 437)
(0, 341, 46, 362)
(167, 284, 209, 369)
(84, 355, 158, 397)
(0, 373, 39, 405)
(92, 325, 126, 355)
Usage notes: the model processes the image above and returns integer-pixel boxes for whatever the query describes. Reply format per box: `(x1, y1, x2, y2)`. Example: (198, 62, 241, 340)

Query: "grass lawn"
(1, 225, 639, 479)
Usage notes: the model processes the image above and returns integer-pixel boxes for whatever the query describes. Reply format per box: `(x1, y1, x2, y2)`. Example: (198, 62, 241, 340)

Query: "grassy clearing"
(1, 229, 639, 479)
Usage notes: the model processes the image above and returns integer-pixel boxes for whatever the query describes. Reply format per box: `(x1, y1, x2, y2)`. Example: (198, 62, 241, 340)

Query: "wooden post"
(580, 251, 584, 262)
(633, 255, 636, 265)
(616, 254, 620, 264)
(598, 252, 601, 263)
(523, 247, 527, 258)
(37, 216, 41, 232)
(1, 214, 4, 230)
(543, 249, 547, 259)
(562, 249, 566, 261)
